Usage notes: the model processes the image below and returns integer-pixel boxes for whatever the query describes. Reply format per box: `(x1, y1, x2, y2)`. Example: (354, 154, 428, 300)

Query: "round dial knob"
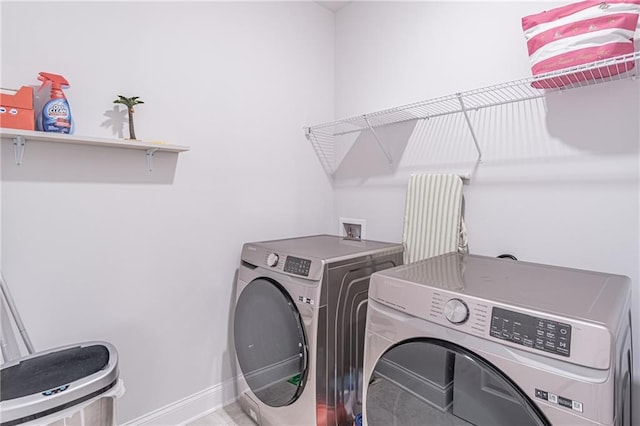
(266, 253, 279, 267)
(444, 298, 469, 324)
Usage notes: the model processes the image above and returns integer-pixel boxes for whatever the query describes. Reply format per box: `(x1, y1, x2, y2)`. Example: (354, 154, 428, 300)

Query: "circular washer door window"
(366, 339, 550, 426)
(234, 277, 308, 407)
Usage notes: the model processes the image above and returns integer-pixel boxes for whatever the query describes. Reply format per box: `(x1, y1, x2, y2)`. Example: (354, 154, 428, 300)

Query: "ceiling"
(315, 1, 352, 12)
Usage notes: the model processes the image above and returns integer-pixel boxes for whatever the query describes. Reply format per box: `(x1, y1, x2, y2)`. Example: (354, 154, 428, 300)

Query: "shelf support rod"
(145, 148, 159, 172)
(456, 93, 482, 161)
(13, 136, 26, 166)
(363, 115, 393, 165)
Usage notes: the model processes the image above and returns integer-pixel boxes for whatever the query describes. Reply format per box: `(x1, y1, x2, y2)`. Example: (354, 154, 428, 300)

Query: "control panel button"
(266, 253, 279, 267)
(444, 298, 469, 324)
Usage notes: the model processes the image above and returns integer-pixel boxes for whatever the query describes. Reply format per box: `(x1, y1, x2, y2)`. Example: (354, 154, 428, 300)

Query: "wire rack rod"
(305, 51, 640, 177)
(308, 51, 639, 136)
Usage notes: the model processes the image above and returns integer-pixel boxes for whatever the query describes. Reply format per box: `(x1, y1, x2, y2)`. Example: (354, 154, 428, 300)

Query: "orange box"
(0, 86, 35, 130)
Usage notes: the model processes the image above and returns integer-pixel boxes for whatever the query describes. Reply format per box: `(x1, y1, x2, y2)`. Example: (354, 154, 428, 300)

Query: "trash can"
(0, 341, 122, 426)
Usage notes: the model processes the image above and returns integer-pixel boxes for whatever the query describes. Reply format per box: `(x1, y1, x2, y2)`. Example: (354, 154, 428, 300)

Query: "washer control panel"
(490, 307, 572, 357)
(284, 255, 311, 277)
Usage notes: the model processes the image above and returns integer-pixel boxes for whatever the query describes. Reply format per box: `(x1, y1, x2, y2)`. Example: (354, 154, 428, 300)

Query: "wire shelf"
(305, 51, 640, 177)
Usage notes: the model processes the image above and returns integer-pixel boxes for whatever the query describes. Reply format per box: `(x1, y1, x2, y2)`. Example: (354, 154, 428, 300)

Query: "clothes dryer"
(363, 253, 632, 426)
(233, 235, 403, 426)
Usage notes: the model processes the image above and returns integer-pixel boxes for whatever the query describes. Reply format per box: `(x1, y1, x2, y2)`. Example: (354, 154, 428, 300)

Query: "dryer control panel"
(242, 245, 324, 281)
(284, 256, 312, 277)
(490, 307, 572, 357)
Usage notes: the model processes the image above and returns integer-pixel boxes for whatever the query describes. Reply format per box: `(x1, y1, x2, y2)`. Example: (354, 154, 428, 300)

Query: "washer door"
(366, 339, 550, 426)
(234, 277, 308, 407)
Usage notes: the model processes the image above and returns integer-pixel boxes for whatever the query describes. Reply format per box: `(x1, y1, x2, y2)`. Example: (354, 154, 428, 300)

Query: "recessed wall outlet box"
(338, 217, 366, 241)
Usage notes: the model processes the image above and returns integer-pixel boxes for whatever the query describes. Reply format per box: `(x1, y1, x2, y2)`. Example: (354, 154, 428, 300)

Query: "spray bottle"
(37, 72, 74, 134)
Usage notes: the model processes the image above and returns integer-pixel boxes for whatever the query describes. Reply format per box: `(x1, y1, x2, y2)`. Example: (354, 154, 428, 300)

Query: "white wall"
(1, 1, 334, 423)
(0, 115, 2, 268)
(334, 0, 639, 422)
(3, 0, 639, 423)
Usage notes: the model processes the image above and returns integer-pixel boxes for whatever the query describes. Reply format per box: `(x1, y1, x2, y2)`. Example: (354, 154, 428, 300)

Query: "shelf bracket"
(363, 115, 393, 165)
(13, 136, 26, 166)
(456, 93, 482, 161)
(145, 148, 159, 172)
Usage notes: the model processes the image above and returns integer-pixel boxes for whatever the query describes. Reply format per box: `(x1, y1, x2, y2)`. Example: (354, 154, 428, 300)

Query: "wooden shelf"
(1, 128, 190, 171)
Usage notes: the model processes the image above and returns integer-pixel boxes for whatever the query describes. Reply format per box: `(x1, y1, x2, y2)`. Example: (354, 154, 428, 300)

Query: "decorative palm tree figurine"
(113, 95, 144, 140)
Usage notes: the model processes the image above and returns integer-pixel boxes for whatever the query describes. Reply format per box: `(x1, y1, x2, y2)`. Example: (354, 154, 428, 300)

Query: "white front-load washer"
(363, 253, 633, 426)
(233, 235, 403, 426)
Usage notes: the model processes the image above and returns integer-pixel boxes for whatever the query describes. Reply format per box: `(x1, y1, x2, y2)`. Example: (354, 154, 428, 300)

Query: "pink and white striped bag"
(522, 1, 639, 88)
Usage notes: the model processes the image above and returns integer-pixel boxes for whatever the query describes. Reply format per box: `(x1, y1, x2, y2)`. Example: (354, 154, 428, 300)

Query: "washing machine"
(233, 234, 403, 426)
(362, 253, 633, 426)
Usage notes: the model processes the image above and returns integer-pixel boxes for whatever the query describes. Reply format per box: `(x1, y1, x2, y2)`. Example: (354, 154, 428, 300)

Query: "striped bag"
(522, 1, 639, 88)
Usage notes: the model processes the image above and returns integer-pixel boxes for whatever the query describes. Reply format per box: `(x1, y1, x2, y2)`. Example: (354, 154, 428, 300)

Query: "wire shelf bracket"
(12, 135, 26, 166)
(145, 148, 159, 172)
(456, 93, 482, 162)
(363, 114, 393, 165)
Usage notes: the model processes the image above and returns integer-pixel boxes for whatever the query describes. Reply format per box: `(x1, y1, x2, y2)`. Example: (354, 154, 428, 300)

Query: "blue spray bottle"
(37, 72, 74, 134)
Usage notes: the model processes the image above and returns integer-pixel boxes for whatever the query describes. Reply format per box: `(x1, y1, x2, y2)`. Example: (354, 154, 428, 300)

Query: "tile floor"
(187, 402, 255, 426)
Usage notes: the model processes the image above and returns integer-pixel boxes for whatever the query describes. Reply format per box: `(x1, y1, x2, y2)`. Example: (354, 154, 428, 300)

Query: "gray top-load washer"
(363, 253, 633, 426)
(234, 234, 403, 426)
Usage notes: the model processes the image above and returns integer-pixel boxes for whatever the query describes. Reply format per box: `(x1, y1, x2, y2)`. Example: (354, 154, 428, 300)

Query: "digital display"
(284, 256, 311, 277)
(490, 307, 571, 357)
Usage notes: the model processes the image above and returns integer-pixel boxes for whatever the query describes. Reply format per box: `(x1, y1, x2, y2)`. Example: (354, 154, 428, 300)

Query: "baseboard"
(121, 376, 241, 426)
